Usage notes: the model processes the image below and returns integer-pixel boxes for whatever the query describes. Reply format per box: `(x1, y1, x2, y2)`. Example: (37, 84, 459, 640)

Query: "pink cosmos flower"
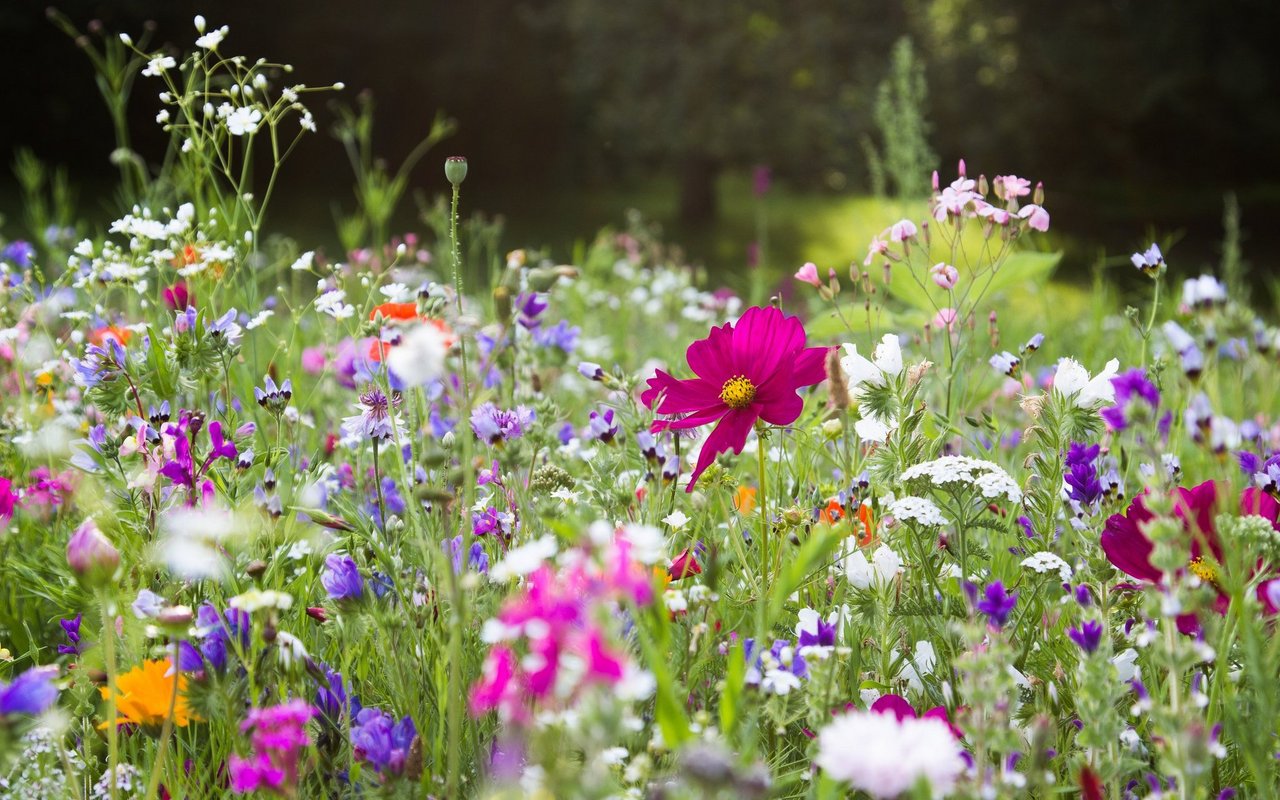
(930, 263, 959, 290)
(794, 262, 822, 288)
(641, 306, 830, 489)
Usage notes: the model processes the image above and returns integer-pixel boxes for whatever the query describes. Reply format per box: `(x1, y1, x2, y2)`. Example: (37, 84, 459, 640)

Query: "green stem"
(757, 429, 769, 584)
(101, 597, 119, 800)
(144, 639, 182, 800)
(1140, 274, 1163, 367)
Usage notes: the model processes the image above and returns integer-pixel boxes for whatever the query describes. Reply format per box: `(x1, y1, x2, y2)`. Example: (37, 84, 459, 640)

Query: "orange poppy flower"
(89, 326, 132, 347)
(99, 658, 199, 729)
(369, 302, 420, 322)
(856, 502, 877, 547)
(733, 486, 758, 515)
(818, 499, 844, 526)
(367, 306, 456, 362)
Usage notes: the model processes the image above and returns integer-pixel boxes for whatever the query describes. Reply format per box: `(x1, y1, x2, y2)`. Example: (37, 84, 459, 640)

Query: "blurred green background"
(4, 0, 1279, 293)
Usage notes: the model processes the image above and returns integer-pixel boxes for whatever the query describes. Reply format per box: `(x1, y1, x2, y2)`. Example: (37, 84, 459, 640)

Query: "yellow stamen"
(720, 375, 757, 409)
(1188, 556, 1218, 585)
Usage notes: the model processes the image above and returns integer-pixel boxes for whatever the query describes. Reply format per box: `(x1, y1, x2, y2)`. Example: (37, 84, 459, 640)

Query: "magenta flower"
(228, 699, 317, 795)
(641, 306, 829, 489)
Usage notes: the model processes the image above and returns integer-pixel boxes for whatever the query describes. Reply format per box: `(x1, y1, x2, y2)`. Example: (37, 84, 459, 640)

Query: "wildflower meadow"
(4, 12, 1280, 800)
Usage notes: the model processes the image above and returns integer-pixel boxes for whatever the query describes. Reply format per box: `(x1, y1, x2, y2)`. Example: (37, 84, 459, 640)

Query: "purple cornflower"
(516, 293, 549, 329)
(532, 319, 580, 353)
(254, 376, 293, 414)
(313, 663, 348, 723)
(321, 554, 364, 602)
(351, 706, 418, 775)
(0, 665, 58, 716)
(2, 241, 35, 269)
(1101, 369, 1161, 431)
(71, 340, 126, 387)
(1130, 243, 1164, 276)
(1067, 619, 1103, 653)
(585, 407, 620, 443)
(445, 536, 489, 574)
(976, 581, 1018, 628)
(57, 614, 83, 656)
(470, 402, 534, 444)
(1064, 442, 1103, 509)
(342, 386, 405, 442)
(194, 602, 251, 672)
(989, 351, 1021, 377)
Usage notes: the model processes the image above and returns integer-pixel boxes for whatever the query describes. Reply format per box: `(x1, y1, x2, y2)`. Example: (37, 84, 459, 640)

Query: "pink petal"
(686, 321, 738, 382)
(731, 306, 804, 385)
(641, 370, 721, 415)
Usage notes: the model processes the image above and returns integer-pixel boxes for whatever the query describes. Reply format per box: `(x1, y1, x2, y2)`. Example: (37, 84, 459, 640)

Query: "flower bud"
(445, 156, 468, 186)
(67, 519, 119, 586)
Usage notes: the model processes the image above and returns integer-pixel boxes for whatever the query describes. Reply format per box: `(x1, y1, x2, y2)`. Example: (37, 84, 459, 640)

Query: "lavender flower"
(321, 554, 365, 601)
(989, 351, 1021, 377)
(342, 386, 406, 442)
(351, 706, 418, 775)
(976, 581, 1018, 628)
(254, 375, 293, 415)
(0, 665, 58, 716)
(470, 402, 534, 444)
(1067, 620, 1103, 653)
(585, 407, 620, 443)
(1130, 243, 1164, 277)
(1100, 369, 1160, 431)
(1064, 442, 1103, 509)
(57, 614, 82, 656)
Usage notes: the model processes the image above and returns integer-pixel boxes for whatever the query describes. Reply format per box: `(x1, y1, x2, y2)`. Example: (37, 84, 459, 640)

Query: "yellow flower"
(99, 659, 198, 729)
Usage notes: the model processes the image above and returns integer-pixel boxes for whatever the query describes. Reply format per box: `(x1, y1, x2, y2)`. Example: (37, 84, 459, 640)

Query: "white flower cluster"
(888, 495, 949, 528)
(1021, 551, 1073, 583)
(70, 202, 238, 289)
(815, 710, 966, 798)
(900, 455, 1023, 503)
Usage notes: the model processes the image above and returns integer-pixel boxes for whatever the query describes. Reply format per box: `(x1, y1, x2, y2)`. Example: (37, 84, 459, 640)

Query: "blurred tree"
(551, 0, 892, 223)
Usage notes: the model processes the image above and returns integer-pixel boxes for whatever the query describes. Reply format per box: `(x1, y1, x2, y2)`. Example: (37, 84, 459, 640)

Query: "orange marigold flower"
(99, 658, 198, 729)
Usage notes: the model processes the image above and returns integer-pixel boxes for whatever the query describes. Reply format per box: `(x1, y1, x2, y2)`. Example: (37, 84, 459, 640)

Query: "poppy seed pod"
(445, 156, 468, 186)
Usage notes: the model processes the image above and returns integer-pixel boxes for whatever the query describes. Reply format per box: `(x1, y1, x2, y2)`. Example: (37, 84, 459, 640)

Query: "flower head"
(976, 581, 1018, 628)
(100, 659, 197, 729)
(321, 554, 364, 602)
(0, 665, 59, 716)
(815, 710, 966, 798)
(642, 306, 829, 489)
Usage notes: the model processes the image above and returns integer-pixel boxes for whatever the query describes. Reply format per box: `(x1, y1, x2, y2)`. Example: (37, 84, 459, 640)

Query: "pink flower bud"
(958, 158, 967, 178)
(793, 262, 822, 288)
(930, 263, 959, 290)
(67, 519, 119, 585)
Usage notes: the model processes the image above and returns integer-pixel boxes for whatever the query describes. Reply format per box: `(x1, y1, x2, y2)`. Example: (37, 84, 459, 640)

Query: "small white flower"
(245, 309, 273, 329)
(290, 250, 315, 271)
(761, 668, 802, 695)
(229, 589, 293, 613)
(840, 334, 903, 398)
(195, 25, 229, 50)
(662, 510, 690, 530)
(224, 105, 262, 136)
(142, 55, 176, 77)
(1052, 357, 1119, 408)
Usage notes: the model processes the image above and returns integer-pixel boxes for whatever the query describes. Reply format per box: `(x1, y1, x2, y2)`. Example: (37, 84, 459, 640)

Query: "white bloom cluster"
(71, 202, 239, 287)
(1021, 551, 1073, 582)
(815, 711, 966, 798)
(489, 535, 558, 582)
(314, 288, 355, 320)
(900, 455, 1023, 503)
(888, 495, 949, 528)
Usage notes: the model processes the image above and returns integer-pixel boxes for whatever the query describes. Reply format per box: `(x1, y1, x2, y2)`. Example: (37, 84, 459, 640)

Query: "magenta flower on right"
(641, 306, 830, 490)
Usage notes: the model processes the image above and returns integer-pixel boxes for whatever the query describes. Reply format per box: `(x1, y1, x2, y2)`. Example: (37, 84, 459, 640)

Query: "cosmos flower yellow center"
(720, 375, 757, 409)
(1188, 557, 1218, 585)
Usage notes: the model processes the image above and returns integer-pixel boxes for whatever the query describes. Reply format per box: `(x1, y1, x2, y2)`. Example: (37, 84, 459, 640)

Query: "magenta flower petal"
(870, 693, 916, 721)
(689, 408, 757, 487)
(1101, 506, 1162, 583)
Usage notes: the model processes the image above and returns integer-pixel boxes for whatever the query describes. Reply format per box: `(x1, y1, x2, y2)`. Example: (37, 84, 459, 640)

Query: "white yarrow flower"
(1021, 551, 1073, 582)
(888, 495, 949, 528)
